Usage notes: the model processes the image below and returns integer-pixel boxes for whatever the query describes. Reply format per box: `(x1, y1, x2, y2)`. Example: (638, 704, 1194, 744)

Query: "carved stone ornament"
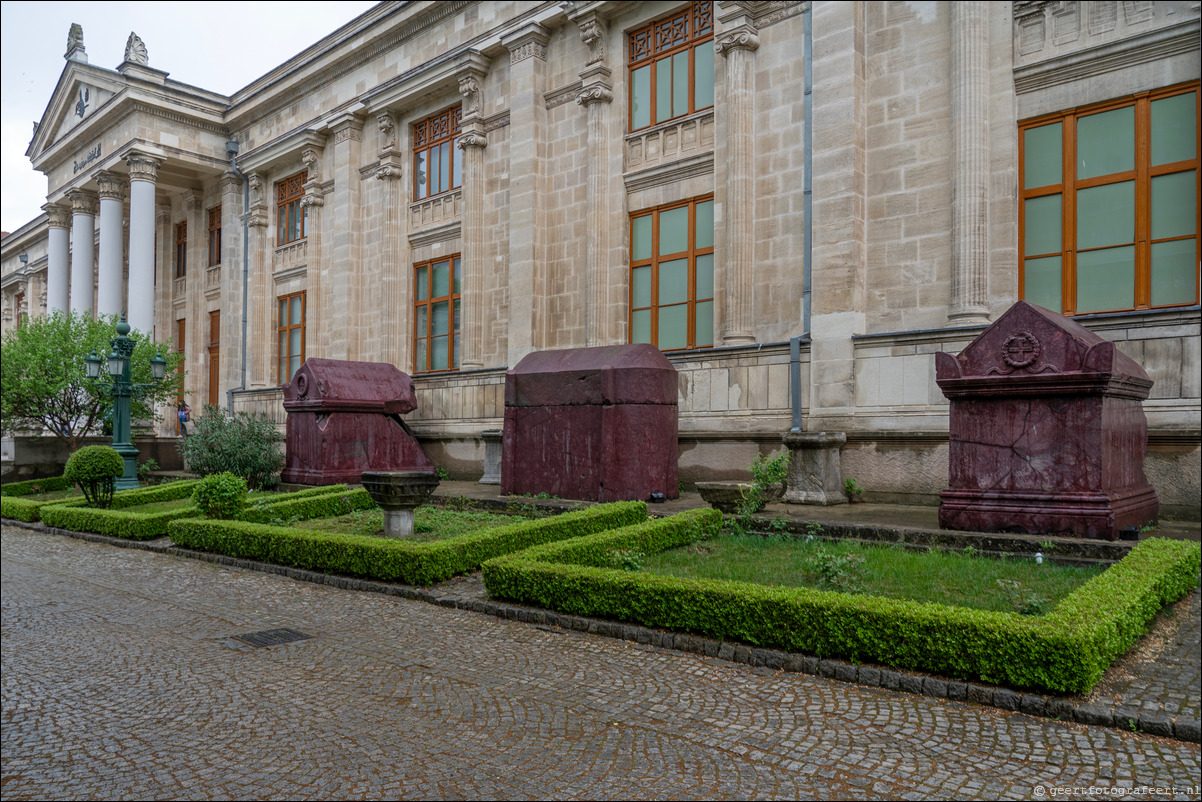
(509, 38, 547, 63)
(715, 27, 760, 55)
(578, 17, 607, 64)
(456, 130, 488, 150)
(575, 84, 613, 107)
(1000, 332, 1044, 371)
(124, 31, 148, 65)
(43, 203, 72, 228)
(299, 189, 324, 209)
(301, 148, 321, 181)
(458, 75, 482, 117)
(67, 189, 98, 217)
(376, 163, 403, 181)
(125, 153, 162, 183)
(377, 112, 396, 149)
(248, 173, 264, 208)
(96, 172, 126, 202)
(66, 23, 84, 57)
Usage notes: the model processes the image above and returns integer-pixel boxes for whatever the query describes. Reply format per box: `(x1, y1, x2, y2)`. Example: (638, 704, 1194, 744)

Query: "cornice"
(239, 130, 328, 174)
(546, 80, 584, 109)
(408, 219, 461, 248)
(623, 151, 714, 194)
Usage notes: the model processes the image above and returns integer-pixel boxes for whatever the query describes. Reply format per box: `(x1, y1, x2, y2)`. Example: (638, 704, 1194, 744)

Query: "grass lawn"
(124, 497, 197, 514)
(639, 533, 1106, 615)
(294, 506, 523, 542)
(15, 488, 80, 501)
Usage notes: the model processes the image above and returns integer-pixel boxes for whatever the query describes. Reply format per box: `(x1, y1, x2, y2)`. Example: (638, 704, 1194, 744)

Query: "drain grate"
(233, 627, 313, 648)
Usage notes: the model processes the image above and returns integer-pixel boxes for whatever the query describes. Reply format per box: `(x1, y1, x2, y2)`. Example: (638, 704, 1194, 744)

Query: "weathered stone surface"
(502, 345, 678, 501)
(782, 431, 848, 505)
(937, 301, 1159, 539)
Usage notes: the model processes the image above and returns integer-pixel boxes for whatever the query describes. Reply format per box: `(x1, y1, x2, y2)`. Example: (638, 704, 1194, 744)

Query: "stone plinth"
(936, 301, 1158, 539)
(782, 431, 847, 505)
(696, 481, 783, 513)
(281, 359, 434, 485)
(361, 470, 440, 538)
(502, 344, 678, 502)
(479, 429, 502, 485)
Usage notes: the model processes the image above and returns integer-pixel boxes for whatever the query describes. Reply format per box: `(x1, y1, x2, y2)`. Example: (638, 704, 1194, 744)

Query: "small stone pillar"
(782, 431, 847, 505)
(479, 429, 503, 485)
(361, 470, 440, 538)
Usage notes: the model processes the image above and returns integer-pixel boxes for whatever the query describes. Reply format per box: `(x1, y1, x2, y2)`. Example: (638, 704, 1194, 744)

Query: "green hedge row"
(238, 487, 373, 523)
(1, 475, 73, 496)
(1, 495, 61, 522)
(40, 503, 200, 541)
(250, 484, 349, 506)
(170, 501, 648, 586)
(481, 515, 1200, 694)
(1, 478, 201, 522)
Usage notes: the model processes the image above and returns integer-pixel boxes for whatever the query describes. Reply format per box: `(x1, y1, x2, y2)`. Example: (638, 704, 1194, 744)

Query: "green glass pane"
(1024, 194, 1062, 255)
(278, 359, 286, 383)
(1151, 93, 1198, 167)
(415, 151, 427, 199)
(416, 306, 427, 337)
(439, 141, 451, 194)
(1024, 123, 1062, 189)
(453, 334, 460, 368)
(695, 254, 714, 300)
(659, 206, 688, 256)
(659, 258, 688, 305)
(432, 261, 450, 297)
(453, 298, 461, 334)
(632, 66, 651, 129)
(1077, 106, 1134, 179)
(1151, 171, 1197, 240)
(288, 355, 301, 381)
(695, 300, 713, 347)
(632, 215, 652, 261)
(452, 138, 463, 187)
(1151, 239, 1199, 307)
(1023, 256, 1062, 312)
(416, 267, 427, 301)
(673, 51, 688, 117)
(656, 56, 672, 123)
(632, 266, 652, 308)
(289, 328, 302, 357)
(453, 258, 462, 294)
(432, 301, 449, 336)
(658, 305, 688, 350)
(1076, 246, 1135, 313)
(432, 336, 448, 370)
(632, 309, 652, 344)
(694, 41, 714, 110)
(278, 299, 286, 322)
(695, 200, 714, 249)
(415, 339, 427, 372)
(1077, 181, 1134, 249)
(278, 332, 287, 359)
(290, 296, 303, 326)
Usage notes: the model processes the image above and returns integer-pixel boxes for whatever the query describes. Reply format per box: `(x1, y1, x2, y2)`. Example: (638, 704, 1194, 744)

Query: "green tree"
(0, 310, 185, 452)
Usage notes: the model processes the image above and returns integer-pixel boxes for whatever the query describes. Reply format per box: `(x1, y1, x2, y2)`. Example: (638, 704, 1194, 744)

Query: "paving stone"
(834, 664, 857, 683)
(1072, 704, 1113, 727)
(879, 670, 901, 691)
(922, 677, 948, 698)
(1174, 719, 1201, 743)
(858, 667, 881, 687)
(1019, 695, 1046, 716)
(966, 684, 994, 705)
(818, 659, 838, 678)
(1139, 712, 1174, 737)
(898, 674, 924, 695)
(947, 682, 967, 701)
(994, 689, 1021, 710)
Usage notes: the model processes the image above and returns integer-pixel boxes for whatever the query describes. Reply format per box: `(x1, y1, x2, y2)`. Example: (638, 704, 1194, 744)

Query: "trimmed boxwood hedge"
(481, 513, 1201, 694)
(1, 475, 73, 496)
(1, 478, 200, 522)
(40, 503, 201, 541)
(169, 501, 648, 586)
(238, 486, 372, 523)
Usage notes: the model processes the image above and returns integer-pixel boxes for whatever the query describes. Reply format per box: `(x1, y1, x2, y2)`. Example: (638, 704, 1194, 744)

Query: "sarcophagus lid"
(506, 343, 678, 407)
(282, 358, 418, 414)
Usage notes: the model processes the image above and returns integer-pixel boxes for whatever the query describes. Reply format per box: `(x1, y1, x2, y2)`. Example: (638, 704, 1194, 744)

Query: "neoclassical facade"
(2, 1, 1199, 516)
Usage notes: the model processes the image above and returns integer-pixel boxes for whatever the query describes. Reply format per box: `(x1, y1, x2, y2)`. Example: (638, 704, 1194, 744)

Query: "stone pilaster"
(300, 147, 328, 360)
(95, 172, 126, 319)
(502, 23, 550, 366)
(246, 173, 272, 387)
(375, 111, 407, 371)
(457, 66, 489, 370)
(125, 152, 161, 336)
(328, 117, 364, 360)
(154, 203, 172, 349)
(67, 188, 97, 316)
(182, 189, 205, 401)
(715, 8, 760, 347)
(948, 1, 992, 326)
(43, 203, 71, 315)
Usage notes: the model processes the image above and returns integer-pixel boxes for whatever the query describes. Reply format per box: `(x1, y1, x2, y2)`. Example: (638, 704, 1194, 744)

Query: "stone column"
(576, 40, 614, 347)
(43, 203, 71, 315)
(154, 203, 173, 347)
(67, 189, 97, 316)
(219, 171, 243, 399)
(715, 10, 759, 347)
(182, 189, 205, 395)
(246, 174, 272, 387)
(457, 69, 489, 370)
(502, 23, 550, 366)
(948, 1, 991, 326)
(125, 153, 161, 336)
(375, 111, 407, 370)
(328, 117, 363, 360)
(300, 148, 327, 359)
(95, 172, 126, 319)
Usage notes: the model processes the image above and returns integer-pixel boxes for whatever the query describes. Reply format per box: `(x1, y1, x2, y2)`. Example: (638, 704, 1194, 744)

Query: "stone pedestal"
(479, 429, 503, 485)
(361, 470, 440, 538)
(782, 431, 847, 505)
(696, 481, 783, 513)
(936, 301, 1159, 539)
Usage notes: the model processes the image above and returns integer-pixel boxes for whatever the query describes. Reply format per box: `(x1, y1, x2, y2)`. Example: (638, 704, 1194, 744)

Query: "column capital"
(126, 152, 162, 183)
(715, 25, 760, 55)
(575, 84, 613, 107)
(220, 171, 243, 196)
(67, 188, 98, 216)
(331, 114, 364, 145)
(456, 123, 488, 151)
(43, 202, 72, 228)
(96, 171, 126, 202)
(182, 188, 204, 213)
(502, 23, 550, 64)
(156, 204, 172, 225)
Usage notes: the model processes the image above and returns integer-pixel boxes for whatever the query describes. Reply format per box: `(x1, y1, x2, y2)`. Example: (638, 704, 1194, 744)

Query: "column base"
(782, 430, 847, 506)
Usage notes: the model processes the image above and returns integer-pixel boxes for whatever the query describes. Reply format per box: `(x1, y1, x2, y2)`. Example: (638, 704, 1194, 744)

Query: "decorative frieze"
(1013, 0, 1190, 67)
(625, 111, 715, 173)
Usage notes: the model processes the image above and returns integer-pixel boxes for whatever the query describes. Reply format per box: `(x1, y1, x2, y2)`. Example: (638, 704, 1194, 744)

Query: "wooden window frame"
(174, 221, 187, 279)
(1019, 82, 1200, 315)
(629, 195, 715, 351)
(208, 310, 220, 407)
(207, 205, 222, 267)
(276, 171, 307, 247)
(412, 106, 463, 202)
(175, 318, 186, 433)
(276, 291, 306, 385)
(627, 0, 715, 133)
(412, 255, 461, 374)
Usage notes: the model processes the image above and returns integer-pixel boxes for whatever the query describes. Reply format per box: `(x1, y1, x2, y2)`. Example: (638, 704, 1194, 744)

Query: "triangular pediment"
(27, 62, 125, 161)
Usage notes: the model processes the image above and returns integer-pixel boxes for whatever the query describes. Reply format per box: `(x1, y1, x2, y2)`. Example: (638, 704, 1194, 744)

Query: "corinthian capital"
(43, 203, 72, 228)
(67, 188, 98, 217)
(125, 153, 162, 183)
(96, 171, 126, 202)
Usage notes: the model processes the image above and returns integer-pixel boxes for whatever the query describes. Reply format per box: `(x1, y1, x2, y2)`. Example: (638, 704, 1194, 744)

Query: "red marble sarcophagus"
(936, 301, 1158, 539)
(281, 358, 434, 485)
(502, 344, 679, 502)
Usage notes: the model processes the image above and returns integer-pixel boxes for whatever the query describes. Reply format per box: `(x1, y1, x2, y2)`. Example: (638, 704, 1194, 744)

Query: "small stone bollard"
(360, 470, 440, 538)
(479, 429, 503, 485)
(782, 431, 847, 506)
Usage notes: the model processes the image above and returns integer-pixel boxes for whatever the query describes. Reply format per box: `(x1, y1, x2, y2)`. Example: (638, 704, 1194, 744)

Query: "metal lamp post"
(85, 314, 168, 490)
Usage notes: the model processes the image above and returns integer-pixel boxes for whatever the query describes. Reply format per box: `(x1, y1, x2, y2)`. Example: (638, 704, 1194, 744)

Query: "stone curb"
(5, 516, 1200, 745)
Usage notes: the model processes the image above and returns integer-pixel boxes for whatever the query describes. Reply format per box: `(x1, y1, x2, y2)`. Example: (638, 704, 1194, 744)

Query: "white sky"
(0, 0, 378, 234)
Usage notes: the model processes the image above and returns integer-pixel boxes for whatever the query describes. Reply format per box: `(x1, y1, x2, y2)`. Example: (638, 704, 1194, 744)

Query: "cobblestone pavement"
(3, 528, 1200, 802)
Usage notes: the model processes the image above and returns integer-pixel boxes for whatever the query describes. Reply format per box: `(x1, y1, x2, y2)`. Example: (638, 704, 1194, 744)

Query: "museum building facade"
(2, 1, 1199, 516)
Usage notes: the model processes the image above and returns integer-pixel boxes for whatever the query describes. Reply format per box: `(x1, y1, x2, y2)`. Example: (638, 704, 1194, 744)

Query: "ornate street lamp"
(85, 314, 167, 490)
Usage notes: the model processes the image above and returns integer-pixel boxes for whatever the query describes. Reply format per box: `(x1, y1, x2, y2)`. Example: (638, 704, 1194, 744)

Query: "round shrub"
(64, 445, 124, 508)
(192, 472, 249, 520)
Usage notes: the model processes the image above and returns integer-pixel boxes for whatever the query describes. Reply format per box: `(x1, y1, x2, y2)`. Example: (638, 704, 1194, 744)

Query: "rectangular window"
(174, 221, 187, 279)
(628, 0, 714, 132)
(207, 205, 222, 267)
(276, 171, 307, 246)
(176, 318, 186, 434)
(413, 107, 463, 201)
(413, 255, 461, 373)
(1019, 83, 1200, 314)
(208, 310, 220, 407)
(277, 291, 306, 384)
(630, 196, 715, 350)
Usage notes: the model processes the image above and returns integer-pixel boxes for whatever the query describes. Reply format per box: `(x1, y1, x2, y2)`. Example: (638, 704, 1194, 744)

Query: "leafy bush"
(41, 503, 199, 541)
(1, 475, 73, 497)
(2, 479, 201, 524)
(63, 445, 124, 508)
(137, 458, 160, 485)
(192, 472, 248, 519)
(176, 405, 283, 489)
(802, 547, 867, 592)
